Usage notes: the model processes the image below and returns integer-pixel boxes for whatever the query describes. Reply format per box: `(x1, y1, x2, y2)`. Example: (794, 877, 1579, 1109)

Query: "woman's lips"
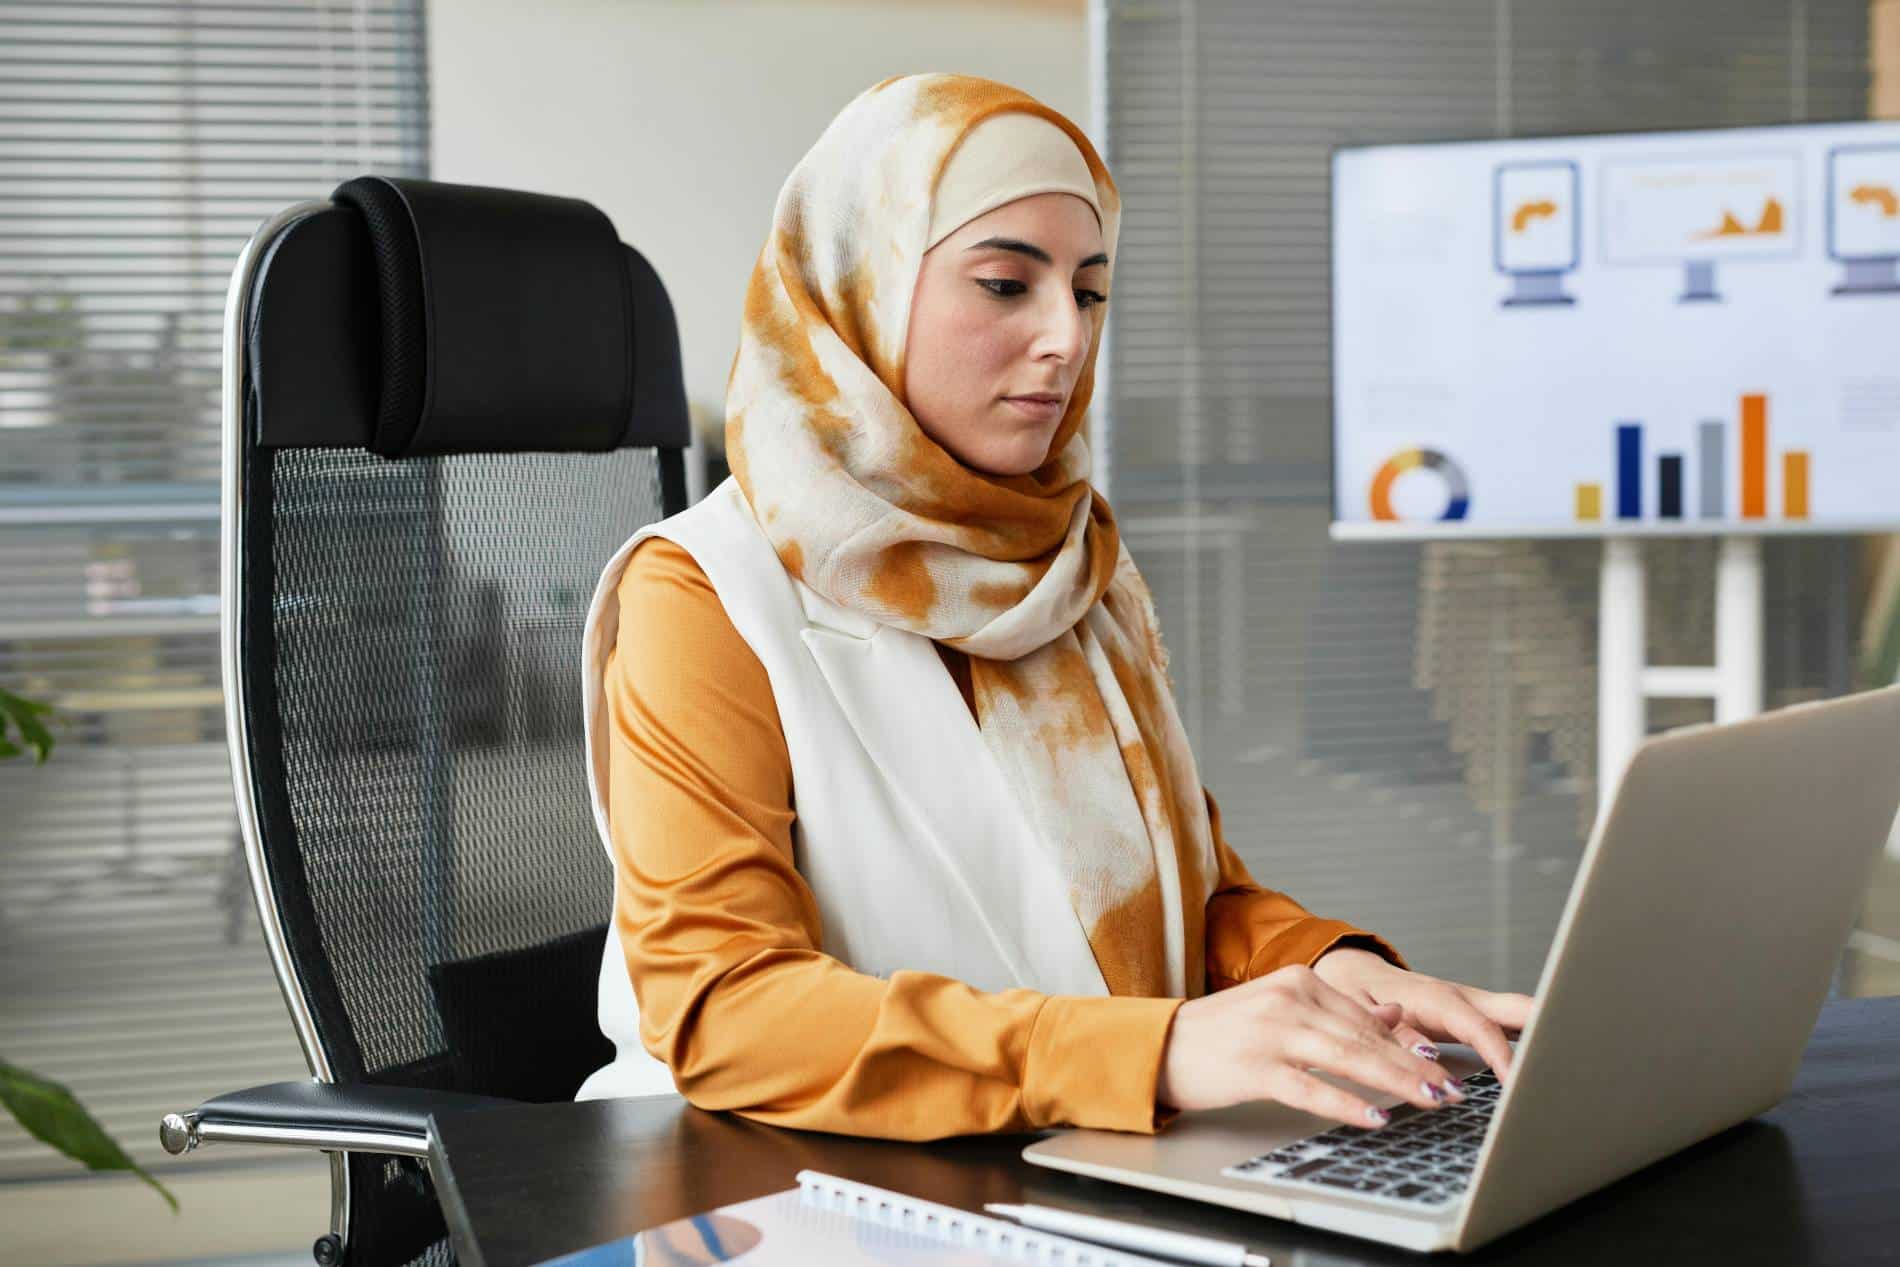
(1003, 395, 1063, 421)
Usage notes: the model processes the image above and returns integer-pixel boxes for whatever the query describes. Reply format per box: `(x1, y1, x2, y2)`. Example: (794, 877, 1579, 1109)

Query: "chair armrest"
(161, 1080, 514, 1157)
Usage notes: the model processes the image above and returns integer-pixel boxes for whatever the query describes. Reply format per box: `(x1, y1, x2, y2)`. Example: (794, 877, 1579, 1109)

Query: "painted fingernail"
(1365, 1106, 1390, 1125)
(1443, 1081, 1467, 1101)
(1423, 1081, 1447, 1103)
(1446, 1076, 1466, 1091)
(1413, 1043, 1441, 1061)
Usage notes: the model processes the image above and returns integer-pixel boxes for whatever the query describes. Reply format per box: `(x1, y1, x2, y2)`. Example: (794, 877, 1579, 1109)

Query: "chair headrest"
(246, 176, 690, 456)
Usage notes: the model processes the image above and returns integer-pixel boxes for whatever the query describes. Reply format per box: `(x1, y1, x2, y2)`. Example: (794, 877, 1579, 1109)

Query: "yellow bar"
(1575, 483, 1603, 521)
(1783, 451, 1809, 519)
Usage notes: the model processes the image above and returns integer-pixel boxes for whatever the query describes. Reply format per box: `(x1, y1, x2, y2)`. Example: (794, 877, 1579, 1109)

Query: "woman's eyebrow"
(964, 236, 1109, 269)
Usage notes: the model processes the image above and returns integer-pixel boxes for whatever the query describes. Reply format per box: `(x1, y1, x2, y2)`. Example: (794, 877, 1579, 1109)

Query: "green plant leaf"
(0, 687, 56, 764)
(0, 1058, 177, 1212)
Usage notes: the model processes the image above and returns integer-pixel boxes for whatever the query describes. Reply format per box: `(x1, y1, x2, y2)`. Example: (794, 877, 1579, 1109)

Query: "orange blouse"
(601, 535, 1403, 1140)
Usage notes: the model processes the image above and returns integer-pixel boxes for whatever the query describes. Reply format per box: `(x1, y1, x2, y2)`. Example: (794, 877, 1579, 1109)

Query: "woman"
(576, 72, 1532, 1138)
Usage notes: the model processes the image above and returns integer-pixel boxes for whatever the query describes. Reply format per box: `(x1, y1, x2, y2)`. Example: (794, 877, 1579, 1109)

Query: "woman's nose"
(1032, 285, 1090, 364)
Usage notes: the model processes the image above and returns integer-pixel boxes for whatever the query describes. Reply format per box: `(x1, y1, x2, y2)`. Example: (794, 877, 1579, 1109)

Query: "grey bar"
(1699, 421, 1725, 519)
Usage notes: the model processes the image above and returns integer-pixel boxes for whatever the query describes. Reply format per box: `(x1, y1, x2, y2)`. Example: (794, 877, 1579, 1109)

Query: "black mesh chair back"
(223, 176, 690, 1266)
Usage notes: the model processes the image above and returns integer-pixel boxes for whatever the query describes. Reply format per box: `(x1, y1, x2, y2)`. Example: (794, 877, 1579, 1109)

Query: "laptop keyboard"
(1220, 1068, 1501, 1211)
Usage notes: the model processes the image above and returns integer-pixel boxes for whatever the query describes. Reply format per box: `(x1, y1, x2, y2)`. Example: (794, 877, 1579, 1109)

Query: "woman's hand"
(1155, 963, 1470, 1127)
(1310, 947, 1535, 1083)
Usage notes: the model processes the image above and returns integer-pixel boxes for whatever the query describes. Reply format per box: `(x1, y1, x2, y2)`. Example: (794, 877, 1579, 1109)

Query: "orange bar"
(1575, 483, 1602, 521)
(1784, 451, 1810, 519)
(1741, 393, 1767, 518)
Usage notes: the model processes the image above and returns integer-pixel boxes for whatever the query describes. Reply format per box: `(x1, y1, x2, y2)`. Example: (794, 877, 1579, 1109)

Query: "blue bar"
(1659, 454, 1683, 519)
(1617, 423, 1642, 519)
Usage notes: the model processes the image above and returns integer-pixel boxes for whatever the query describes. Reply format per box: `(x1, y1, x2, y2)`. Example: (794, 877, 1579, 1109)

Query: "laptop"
(1024, 684, 1900, 1253)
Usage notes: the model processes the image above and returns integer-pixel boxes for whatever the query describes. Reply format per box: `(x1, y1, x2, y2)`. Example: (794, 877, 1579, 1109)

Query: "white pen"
(983, 1203, 1269, 1267)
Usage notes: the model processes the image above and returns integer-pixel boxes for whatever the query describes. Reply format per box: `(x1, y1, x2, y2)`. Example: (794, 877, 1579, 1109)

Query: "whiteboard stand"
(1597, 535, 1764, 819)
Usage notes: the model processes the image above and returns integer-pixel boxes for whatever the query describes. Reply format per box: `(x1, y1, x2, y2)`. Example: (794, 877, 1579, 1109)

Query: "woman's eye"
(976, 278, 1109, 310)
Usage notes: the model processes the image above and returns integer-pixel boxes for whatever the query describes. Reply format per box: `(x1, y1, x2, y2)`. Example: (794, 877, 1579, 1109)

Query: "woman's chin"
(979, 421, 1061, 475)
(972, 444, 1052, 478)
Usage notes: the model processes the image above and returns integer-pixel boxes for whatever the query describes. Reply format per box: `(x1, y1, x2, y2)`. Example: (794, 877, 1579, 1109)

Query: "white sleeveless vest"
(574, 476, 1109, 1101)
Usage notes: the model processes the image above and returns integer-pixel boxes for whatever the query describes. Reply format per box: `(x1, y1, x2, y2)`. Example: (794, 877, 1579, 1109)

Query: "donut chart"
(1370, 448, 1471, 521)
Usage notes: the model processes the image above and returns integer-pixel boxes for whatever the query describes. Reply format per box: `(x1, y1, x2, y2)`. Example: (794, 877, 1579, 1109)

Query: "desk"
(429, 996, 1900, 1266)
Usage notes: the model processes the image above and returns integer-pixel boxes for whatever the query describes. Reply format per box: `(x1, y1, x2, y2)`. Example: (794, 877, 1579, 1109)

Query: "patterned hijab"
(725, 72, 1218, 999)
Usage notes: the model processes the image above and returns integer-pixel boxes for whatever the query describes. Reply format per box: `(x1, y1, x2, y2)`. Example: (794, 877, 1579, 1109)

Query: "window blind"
(1097, 0, 1875, 996)
(0, 0, 430, 1180)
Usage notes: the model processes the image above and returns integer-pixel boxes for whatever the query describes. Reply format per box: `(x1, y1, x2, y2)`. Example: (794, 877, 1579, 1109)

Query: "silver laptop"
(1025, 684, 1900, 1253)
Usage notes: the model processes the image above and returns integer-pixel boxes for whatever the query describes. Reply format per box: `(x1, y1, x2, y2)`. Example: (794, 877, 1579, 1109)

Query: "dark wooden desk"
(428, 996, 1900, 1266)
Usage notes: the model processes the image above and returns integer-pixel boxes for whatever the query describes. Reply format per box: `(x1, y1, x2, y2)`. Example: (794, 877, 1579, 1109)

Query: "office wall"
(427, 0, 1090, 443)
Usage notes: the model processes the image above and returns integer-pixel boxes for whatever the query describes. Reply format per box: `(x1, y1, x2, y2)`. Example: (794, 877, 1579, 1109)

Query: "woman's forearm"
(621, 924, 1180, 1139)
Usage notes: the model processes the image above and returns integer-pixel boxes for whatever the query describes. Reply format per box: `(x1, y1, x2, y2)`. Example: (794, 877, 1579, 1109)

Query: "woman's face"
(902, 192, 1109, 477)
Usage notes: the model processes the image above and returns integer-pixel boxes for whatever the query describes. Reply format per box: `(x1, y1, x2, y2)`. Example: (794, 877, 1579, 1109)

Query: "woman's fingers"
(1266, 1065, 1395, 1131)
(1391, 1021, 1442, 1060)
(1348, 1002, 1445, 1085)
(1298, 973, 1389, 1027)
(1417, 990, 1518, 1081)
(1469, 987, 1536, 1036)
(1352, 995, 1439, 1059)
(1365, 1000, 1405, 1028)
(1303, 977, 1423, 1053)
(1287, 1014, 1464, 1112)
(1299, 980, 1453, 1094)
(1299, 980, 1459, 1101)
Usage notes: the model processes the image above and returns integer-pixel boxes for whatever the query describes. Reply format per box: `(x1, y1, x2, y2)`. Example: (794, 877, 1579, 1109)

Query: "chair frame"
(159, 196, 687, 1266)
(169, 201, 369, 1253)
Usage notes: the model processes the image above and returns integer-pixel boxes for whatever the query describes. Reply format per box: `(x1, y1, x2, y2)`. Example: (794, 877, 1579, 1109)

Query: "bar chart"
(1333, 118, 1900, 539)
(1573, 393, 1810, 523)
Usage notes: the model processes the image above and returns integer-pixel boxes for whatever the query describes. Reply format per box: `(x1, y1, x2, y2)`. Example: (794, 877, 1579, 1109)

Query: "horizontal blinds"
(0, 0, 430, 1180)
(1099, 0, 1871, 996)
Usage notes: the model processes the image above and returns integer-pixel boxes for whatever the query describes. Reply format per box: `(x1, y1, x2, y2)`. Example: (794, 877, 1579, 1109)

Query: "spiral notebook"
(533, 1169, 1171, 1266)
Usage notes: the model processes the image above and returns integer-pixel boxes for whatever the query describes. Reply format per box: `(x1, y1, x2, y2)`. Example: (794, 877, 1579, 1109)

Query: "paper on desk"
(532, 1182, 1172, 1266)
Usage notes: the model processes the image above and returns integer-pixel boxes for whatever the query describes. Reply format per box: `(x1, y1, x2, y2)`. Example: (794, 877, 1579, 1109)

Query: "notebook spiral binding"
(794, 1169, 1162, 1265)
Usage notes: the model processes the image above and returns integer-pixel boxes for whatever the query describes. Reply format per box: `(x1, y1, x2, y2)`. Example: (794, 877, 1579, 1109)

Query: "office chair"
(158, 176, 692, 1267)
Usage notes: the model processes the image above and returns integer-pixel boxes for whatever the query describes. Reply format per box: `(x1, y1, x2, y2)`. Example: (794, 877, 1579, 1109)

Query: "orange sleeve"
(604, 535, 1181, 1140)
(1201, 786, 1407, 992)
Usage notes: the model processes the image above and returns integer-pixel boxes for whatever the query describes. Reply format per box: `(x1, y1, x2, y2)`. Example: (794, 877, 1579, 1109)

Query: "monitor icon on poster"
(1827, 144, 1900, 295)
(1601, 152, 1800, 303)
(1495, 161, 1579, 307)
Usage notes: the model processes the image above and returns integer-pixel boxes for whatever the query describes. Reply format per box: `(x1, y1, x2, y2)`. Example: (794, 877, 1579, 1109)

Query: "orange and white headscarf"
(725, 72, 1219, 1000)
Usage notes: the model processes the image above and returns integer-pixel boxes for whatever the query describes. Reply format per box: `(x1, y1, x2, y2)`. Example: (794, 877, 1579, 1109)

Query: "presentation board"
(1331, 120, 1900, 540)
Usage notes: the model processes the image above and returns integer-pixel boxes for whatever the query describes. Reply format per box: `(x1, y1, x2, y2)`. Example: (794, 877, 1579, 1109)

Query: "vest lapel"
(795, 583, 1108, 999)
